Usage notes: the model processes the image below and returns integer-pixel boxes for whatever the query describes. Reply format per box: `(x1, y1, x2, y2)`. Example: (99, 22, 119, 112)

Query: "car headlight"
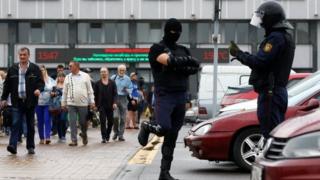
(283, 131, 320, 158)
(194, 124, 212, 136)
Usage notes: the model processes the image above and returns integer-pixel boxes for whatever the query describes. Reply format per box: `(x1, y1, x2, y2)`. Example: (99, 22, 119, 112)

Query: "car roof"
(220, 71, 320, 113)
(288, 73, 311, 80)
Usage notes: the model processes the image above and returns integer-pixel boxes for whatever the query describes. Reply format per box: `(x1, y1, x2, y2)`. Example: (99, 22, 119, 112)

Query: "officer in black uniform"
(138, 18, 199, 180)
(229, 1, 295, 139)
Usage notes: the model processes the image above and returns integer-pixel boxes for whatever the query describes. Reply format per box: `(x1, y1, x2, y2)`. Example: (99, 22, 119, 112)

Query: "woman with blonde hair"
(50, 72, 67, 142)
(36, 65, 56, 144)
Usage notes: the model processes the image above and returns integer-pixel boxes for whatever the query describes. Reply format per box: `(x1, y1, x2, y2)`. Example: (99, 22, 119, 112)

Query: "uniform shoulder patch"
(263, 43, 273, 53)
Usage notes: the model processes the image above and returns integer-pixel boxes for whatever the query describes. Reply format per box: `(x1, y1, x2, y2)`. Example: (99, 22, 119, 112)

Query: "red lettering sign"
(37, 51, 60, 61)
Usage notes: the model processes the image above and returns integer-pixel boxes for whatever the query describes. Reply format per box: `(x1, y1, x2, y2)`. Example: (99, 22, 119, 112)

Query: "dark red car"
(220, 73, 310, 108)
(184, 93, 320, 171)
(251, 105, 320, 180)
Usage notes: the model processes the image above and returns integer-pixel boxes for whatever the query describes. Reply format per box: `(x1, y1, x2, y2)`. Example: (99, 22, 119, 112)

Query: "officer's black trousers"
(257, 87, 288, 138)
(154, 91, 186, 171)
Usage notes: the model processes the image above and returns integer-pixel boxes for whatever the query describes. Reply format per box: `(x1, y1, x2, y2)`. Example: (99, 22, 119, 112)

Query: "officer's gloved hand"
(188, 56, 200, 68)
(176, 66, 199, 75)
(229, 41, 240, 57)
(168, 55, 199, 68)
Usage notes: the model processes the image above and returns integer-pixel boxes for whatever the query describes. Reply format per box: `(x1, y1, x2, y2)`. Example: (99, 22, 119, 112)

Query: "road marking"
(128, 136, 163, 165)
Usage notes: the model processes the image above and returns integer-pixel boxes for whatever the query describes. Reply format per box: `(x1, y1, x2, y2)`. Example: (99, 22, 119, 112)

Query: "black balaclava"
(163, 18, 182, 46)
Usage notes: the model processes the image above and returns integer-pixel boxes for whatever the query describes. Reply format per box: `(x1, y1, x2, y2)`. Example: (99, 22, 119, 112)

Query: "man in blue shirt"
(111, 64, 132, 141)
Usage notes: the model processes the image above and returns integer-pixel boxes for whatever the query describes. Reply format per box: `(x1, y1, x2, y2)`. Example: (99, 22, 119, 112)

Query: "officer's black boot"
(159, 170, 178, 180)
(159, 146, 178, 180)
(159, 159, 178, 180)
(138, 121, 164, 146)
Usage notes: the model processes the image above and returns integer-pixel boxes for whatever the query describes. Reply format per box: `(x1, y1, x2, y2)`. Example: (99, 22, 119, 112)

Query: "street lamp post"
(212, 0, 220, 118)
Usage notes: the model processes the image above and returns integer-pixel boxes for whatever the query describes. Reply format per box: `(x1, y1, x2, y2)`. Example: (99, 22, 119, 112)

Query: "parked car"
(220, 73, 310, 108)
(251, 106, 320, 180)
(197, 65, 251, 120)
(184, 82, 320, 171)
(219, 70, 320, 115)
(184, 99, 198, 123)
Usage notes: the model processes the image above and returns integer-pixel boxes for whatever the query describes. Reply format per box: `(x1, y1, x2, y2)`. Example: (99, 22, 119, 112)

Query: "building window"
(18, 22, 68, 44)
(196, 22, 212, 43)
(78, 23, 89, 43)
(179, 23, 190, 43)
(137, 22, 162, 43)
(295, 22, 309, 44)
(105, 22, 129, 44)
(30, 22, 43, 43)
(236, 23, 249, 43)
(197, 22, 249, 44)
(57, 23, 69, 44)
(0, 23, 8, 43)
(44, 23, 57, 43)
(221, 23, 236, 43)
(78, 22, 129, 44)
(220, 22, 249, 44)
(89, 23, 103, 43)
(136, 22, 189, 43)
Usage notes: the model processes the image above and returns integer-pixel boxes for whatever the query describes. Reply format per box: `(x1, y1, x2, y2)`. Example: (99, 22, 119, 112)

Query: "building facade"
(0, 0, 319, 94)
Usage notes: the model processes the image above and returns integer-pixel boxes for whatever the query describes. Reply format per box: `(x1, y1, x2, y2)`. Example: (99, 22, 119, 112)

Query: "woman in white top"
(36, 65, 56, 144)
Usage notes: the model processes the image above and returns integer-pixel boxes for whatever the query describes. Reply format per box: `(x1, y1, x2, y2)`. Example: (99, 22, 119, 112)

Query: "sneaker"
(39, 139, 45, 144)
(27, 148, 35, 155)
(0, 132, 5, 137)
(7, 145, 17, 155)
(105, 136, 110, 142)
(69, 142, 78, 146)
(58, 138, 66, 143)
(101, 139, 106, 143)
(112, 134, 118, 141)
(45, 139, 51, 145)
(118, 137, 125, 141)
(51, 131, 57, 136)
(80, 133, 88, 145)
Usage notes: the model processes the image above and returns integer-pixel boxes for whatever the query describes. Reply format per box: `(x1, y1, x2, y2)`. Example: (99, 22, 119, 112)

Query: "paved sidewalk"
(0, 127, 141, 180)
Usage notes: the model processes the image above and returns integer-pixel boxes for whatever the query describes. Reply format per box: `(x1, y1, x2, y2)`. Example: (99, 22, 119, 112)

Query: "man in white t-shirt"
(61, 61, 95, 146)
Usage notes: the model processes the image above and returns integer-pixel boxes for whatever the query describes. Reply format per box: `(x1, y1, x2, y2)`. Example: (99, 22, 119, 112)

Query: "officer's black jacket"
(149, 41, 191, 93)
(237, 29, 295, 91)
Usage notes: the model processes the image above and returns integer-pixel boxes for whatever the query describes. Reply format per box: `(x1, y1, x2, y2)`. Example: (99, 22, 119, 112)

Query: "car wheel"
(232, 127, 264, 171)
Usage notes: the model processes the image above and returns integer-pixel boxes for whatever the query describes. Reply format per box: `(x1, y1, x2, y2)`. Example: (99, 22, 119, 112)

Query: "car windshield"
(288, 71, 320, 97)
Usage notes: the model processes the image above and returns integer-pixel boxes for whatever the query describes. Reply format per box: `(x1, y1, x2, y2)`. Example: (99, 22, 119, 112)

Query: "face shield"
(250, 11, 264, 28)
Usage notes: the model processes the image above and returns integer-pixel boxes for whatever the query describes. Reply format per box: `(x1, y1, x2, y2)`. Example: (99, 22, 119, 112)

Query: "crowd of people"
(0, 48, 153, 155)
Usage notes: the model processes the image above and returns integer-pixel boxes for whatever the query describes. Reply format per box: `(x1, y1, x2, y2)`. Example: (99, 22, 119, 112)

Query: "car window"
(286, 79, 301, 88)
(288, 71, 320, 97)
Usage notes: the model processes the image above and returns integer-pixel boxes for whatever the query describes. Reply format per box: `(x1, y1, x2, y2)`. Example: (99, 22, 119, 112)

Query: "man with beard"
(138, 18, 199, 180)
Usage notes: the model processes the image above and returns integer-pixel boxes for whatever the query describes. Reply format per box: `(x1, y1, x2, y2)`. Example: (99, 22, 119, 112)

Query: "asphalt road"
(115, 124, 250, 180)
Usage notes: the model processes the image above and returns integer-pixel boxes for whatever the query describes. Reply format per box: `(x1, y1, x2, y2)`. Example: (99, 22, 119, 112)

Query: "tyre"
(232, 127, 264, 171)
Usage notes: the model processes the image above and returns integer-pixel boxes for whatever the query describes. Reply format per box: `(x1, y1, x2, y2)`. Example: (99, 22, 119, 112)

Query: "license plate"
(251, 165, 263, 180)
